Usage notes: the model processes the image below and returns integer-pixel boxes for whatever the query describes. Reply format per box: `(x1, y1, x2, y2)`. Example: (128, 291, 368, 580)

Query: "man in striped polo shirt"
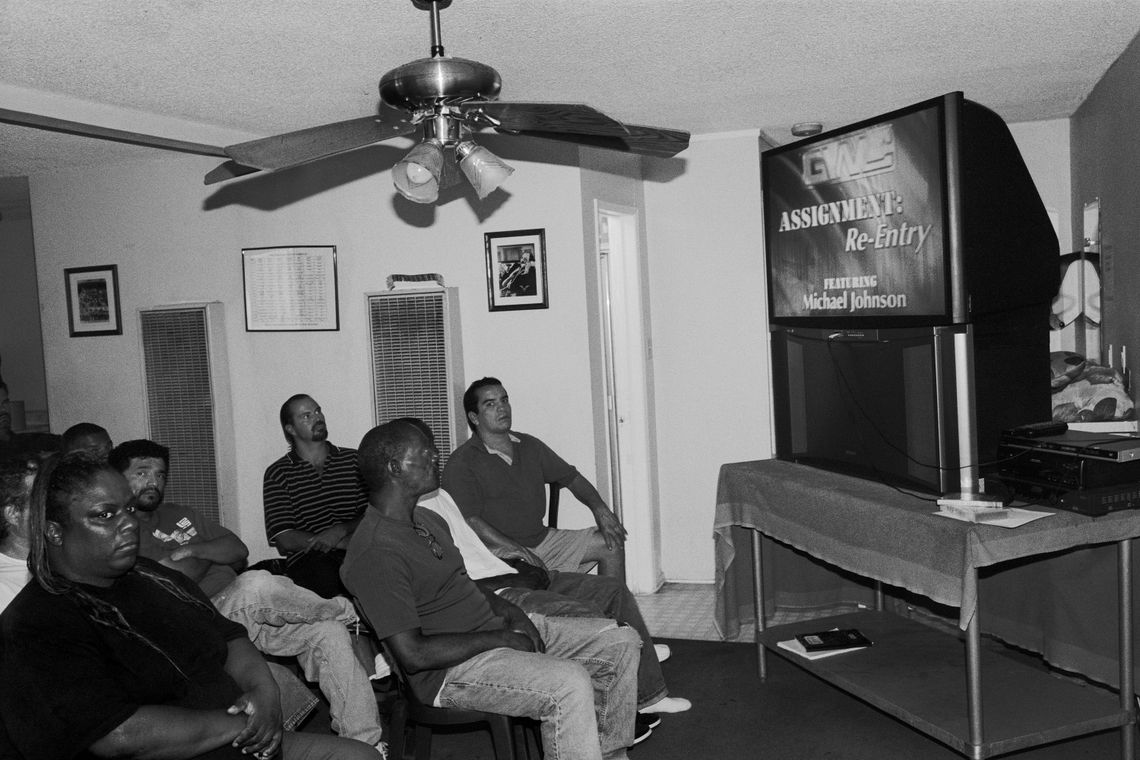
(264, 394, 368, 599)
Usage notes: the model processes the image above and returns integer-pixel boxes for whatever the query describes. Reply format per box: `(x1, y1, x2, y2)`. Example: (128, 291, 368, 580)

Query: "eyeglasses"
(412, 522, 444, 560)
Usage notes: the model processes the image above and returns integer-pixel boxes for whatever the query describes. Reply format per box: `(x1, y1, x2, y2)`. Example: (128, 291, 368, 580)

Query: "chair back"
(548, 483, 561, 528)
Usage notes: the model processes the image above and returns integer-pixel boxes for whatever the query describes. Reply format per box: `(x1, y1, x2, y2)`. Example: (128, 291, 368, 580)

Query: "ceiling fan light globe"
(457, 143, 514, 199)
(404, 162, 435, 185)
(393, 140, 445, 203)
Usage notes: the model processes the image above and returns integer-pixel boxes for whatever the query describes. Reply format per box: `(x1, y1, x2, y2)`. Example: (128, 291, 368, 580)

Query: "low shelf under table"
(760, 610, 1130, 758)
(714, 459, 1140, 759)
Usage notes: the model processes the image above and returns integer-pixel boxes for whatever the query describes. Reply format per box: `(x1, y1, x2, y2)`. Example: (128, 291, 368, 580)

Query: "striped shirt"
(262, 443, 368, 544)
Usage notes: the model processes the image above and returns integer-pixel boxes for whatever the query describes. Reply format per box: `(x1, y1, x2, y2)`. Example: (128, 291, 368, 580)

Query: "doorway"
(0, 177, 50, 433)
(595, 203, 661, 594)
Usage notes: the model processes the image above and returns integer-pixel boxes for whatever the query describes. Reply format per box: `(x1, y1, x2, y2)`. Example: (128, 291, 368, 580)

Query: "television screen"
(770, 325, 957, 493)
(763, 95, 954, 327)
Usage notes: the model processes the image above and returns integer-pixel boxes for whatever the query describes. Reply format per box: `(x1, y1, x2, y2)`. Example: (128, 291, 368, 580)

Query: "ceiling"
(3, 0, 1139, 200)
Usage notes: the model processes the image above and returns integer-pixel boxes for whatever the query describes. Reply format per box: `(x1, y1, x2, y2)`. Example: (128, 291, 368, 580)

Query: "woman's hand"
(227, 683, 283, 758)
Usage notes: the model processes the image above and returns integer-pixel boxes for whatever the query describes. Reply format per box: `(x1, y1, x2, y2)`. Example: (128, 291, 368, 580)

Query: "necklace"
(412, 522, 444, 560)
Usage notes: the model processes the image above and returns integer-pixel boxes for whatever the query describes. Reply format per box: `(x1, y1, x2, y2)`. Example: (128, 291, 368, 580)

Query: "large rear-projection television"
(763, 92, 1059, 493)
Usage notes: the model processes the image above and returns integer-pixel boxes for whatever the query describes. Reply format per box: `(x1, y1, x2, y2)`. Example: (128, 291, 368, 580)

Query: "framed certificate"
(241, 246, 340, 331)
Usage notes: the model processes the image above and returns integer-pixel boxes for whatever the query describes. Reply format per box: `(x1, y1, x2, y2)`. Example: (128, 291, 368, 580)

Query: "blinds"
(368, 288, 465, 467)
(139, 307, 220, 521)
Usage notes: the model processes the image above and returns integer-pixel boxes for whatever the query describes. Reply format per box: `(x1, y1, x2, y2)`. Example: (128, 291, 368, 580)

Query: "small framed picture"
(484, 228, 548, 311)
(64, 265, 122, 337)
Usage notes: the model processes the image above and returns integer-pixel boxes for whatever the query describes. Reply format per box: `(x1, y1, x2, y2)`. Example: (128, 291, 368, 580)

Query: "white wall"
(643, 131, 772, 583)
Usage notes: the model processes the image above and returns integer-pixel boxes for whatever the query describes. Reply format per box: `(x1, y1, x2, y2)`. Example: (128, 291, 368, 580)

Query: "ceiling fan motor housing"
(379, 57, 502, 108)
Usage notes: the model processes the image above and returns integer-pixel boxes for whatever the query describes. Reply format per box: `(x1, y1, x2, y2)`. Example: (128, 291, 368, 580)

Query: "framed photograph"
(241, 246, 340, 331)
(64, 265, 122, 337)
(484, 228, 548, 311)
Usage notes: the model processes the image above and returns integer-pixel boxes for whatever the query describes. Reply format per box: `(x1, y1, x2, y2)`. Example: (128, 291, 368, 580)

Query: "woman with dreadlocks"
(0, 453, 376, 760)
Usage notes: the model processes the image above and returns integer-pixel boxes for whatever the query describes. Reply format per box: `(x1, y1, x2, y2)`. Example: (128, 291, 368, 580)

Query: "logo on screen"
(801, 125, 895, 186)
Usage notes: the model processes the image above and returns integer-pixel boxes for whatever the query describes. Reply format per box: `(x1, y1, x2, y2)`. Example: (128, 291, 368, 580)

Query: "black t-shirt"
(0, 557, 249, 759)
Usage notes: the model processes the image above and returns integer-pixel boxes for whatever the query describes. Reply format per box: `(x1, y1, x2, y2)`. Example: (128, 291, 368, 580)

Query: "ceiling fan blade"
(203, 160, 263, 186)
(223, 110, 417, 172)
(501, 122, 690, 159)
(470, 102, 630, 137)
(0, 108, 227, 157)
(604, 122, 690, 157)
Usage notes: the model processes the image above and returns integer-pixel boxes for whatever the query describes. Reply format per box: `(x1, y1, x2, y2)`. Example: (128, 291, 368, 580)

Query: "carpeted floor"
(305, 637, 1127, 758)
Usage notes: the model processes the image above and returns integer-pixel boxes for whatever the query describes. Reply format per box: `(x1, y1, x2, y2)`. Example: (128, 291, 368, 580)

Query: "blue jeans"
(496, 571, 668, 709)
(436, 614, 639, 760)
(211, 570, 383, 747)
(282, 731, 376, 759)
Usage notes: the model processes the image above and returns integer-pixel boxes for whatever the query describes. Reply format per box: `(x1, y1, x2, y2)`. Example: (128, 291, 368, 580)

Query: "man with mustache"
(112, 438, 386, 753)
(443, 377, 626, 579)
(263, 394, 367, 599)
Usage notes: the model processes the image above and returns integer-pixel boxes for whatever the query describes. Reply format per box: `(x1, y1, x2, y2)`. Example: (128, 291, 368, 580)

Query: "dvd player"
(999, 429, 1140, 461)
(989, 474, 1140, 517)
(996, 430, 1140, 491)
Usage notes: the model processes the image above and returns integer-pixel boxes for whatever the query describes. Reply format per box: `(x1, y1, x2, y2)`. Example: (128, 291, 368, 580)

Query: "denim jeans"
(282, 731, 377, 759)
(266, 661, 321, 730)
(211, 570, 383, 746)
(496, 571, 668, 709)
(436, 614, 639, 760)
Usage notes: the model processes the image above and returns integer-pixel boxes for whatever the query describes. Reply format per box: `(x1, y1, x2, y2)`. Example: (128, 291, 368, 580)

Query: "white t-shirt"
(0, 550, 30, 614)
(417, 489, 516, 581)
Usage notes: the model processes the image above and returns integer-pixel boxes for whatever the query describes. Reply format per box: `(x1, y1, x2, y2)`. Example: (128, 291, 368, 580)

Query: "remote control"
(1007, 421, 1068, 438)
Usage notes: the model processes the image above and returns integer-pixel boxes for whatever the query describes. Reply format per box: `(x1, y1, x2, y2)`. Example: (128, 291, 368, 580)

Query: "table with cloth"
(713, 459, 1140, 691)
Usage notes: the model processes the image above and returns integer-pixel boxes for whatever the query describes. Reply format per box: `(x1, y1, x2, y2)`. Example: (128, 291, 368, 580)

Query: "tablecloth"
(714, 459, 1140, 634)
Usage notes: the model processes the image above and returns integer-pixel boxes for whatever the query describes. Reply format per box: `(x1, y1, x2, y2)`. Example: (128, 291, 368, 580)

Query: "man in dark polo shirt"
(263, 394, 367, 598)
(343, 419, 640, 760)
(442, 377, 625, 579)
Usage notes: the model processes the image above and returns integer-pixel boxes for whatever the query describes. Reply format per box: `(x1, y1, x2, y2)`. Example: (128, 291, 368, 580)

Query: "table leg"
(1120, 539, 1134, 760)
(966, 566, 984, 759)
(752, 529, 767, 680)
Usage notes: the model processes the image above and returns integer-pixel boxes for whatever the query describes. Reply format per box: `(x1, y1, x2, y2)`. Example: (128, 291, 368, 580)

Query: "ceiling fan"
(0, 0, 689, 203)
(204, 0, 691, 201)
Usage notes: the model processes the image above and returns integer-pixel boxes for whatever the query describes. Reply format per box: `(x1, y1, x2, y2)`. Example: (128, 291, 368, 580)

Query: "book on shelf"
(795, 628, 873, 651)
(777, 628, 872, 660)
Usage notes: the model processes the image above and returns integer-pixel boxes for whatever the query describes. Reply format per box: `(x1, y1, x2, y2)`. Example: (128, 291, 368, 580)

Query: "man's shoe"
(637, 712, 662, 729)
(639, 696, 692, 714)
(654, 643, 671, 663)
(632, 715, 654, 746)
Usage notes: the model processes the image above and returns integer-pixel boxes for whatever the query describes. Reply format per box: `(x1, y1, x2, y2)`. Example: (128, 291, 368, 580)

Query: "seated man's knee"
(306, 618, 353, 646)
(610, 623, 642, 649)
(587, 530, 621, 556)
(542, 658, 595, 708)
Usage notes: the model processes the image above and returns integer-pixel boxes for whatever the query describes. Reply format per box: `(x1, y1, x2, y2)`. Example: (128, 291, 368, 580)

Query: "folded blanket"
(1050, 351, 1134, 421)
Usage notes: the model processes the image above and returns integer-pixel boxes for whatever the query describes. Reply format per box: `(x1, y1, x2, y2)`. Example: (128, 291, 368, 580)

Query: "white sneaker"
(654, 643, 671, 663)
(640, 696, 691, 714)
